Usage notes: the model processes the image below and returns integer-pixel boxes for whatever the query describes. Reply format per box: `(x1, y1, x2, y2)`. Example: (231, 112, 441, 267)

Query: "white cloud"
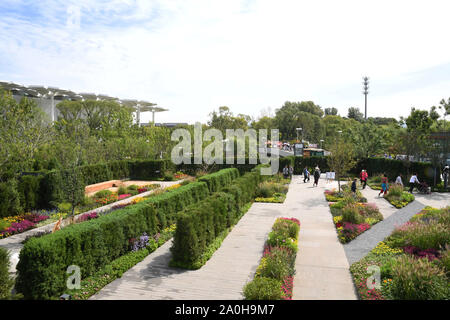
(1, 0, 449, 124)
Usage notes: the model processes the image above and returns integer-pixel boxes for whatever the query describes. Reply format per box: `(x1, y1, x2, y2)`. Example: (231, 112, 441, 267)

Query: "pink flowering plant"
(330, 199, 383, 243)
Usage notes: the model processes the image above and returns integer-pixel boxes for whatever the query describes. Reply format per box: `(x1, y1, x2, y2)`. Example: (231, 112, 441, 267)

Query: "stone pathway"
(91, 202, 284, 300)
(290, 175, 357, 300)
(0, 180, 182, 274)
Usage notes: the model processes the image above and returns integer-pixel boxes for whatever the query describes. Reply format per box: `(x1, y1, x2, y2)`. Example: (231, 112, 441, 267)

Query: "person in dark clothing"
(303, 167, 310, 183)
(313, 166, 321, 187)
(351, 178, 357, 194)
(443, 166, 449, 189)
(288, 165, 294, 179)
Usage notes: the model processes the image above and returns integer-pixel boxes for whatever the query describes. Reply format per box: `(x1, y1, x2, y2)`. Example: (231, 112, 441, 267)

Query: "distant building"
(0, 81, 168, 125)
(153, 123, 189, 128)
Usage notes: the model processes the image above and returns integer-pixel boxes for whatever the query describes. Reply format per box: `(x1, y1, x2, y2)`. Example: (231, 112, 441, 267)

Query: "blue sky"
(1, 0, 449, 124)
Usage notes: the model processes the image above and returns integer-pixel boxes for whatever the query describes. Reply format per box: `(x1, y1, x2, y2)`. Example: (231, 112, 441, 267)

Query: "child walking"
(379, 174, 389, 197)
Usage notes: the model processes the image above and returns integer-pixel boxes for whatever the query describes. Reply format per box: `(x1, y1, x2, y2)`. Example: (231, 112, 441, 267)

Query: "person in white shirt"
(409, 173, 419, 193)
(395, 174, 403, 187)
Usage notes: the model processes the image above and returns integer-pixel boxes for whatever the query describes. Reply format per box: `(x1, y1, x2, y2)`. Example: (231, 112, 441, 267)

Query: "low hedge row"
(15, 168, 239, 299)
(170, 168, 263, 269)
(176, 157, 258, 176)
(198, 168, 239, 193)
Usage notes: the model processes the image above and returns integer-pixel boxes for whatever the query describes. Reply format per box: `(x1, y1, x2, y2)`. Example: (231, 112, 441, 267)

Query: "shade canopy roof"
(0, 81, 167, 112)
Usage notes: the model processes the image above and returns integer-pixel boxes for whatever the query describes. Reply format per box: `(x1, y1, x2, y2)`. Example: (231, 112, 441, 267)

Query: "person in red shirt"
(360, 169, 368, 189)
(379, 174, 389, 197)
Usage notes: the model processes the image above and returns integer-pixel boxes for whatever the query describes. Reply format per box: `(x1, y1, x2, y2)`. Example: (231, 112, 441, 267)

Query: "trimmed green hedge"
(279, 156, 295, 172)
(0, 247, 14, 300)
(293, 156, 329, 174)
(170, 168, 263, 269)
(176, 157, 258, 176)
(0, 179, 22, 218)
(198, 168, 239, 193)
(15, 168, 239, 299)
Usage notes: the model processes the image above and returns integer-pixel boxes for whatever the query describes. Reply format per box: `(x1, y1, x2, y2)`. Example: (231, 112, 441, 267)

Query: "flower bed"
(330, 200, 383, 243)
(350, 206, 450, 300)
(383, 185, 415, 208)
(325, 187, 367, 203)
(243, 217, 300, 300)
(0, 213, 50, 239)
(254, 174, 289, 204)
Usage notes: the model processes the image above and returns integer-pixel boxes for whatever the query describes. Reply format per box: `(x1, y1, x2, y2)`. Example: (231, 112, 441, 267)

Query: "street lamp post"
(296, 128, 302, 142)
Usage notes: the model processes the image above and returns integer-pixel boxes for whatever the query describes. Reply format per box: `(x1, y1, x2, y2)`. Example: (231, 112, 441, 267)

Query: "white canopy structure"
(0, 81, 167, 124)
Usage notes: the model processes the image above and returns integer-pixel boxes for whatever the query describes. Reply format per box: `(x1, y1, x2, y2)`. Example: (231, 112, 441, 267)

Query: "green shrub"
(198, 168, 240, 193)
(258, 247, 295, 281)
(388, 221, 449, 250)
(390, 255, 449, 300)
(272, 219, 299, 239)
(127, 185, 138, 191)
(243, 277, 283, 300)
(93, 189, 113, 199)
(56, 202, 72, 214)
(342, 204, 365, 224)
(18, 175, 43, 211)
(117, 186, 127, 195)
(0, 247, 14, 300)
(0, 179, 22, 218)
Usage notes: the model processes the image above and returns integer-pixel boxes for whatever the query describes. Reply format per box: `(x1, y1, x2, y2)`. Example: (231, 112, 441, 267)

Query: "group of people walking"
(349, 169, 428, 197)
(302, 166, 321, 186)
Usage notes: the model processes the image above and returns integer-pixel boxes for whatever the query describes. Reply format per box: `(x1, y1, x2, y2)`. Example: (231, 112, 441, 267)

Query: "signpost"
(294, 143, 303, 156)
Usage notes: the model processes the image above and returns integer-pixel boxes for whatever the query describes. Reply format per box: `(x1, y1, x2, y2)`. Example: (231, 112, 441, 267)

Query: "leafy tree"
(274, 101, 324, 140)
(208, 106, 249, 132)
(327, 136, 356, 192)
(347, 107, 364, 122)
(325, 107, 338, 116)
(0, 91, 52, 181)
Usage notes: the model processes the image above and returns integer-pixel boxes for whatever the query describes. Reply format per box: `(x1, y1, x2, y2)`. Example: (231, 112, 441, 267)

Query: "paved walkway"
(0, 180, 182, 274)
(360, 186, 397, 219)
(290, 175, 357, 300)
(91, 202, 284, 299)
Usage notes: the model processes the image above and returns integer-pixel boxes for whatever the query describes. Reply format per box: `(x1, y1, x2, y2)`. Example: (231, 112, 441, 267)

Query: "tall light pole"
(363, 76, 369, 120)
(296, 128, 302, 142)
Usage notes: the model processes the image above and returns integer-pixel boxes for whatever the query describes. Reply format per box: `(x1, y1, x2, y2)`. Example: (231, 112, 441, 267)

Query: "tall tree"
(347, 107, 364, 122)
(325, 107, 338, 116)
